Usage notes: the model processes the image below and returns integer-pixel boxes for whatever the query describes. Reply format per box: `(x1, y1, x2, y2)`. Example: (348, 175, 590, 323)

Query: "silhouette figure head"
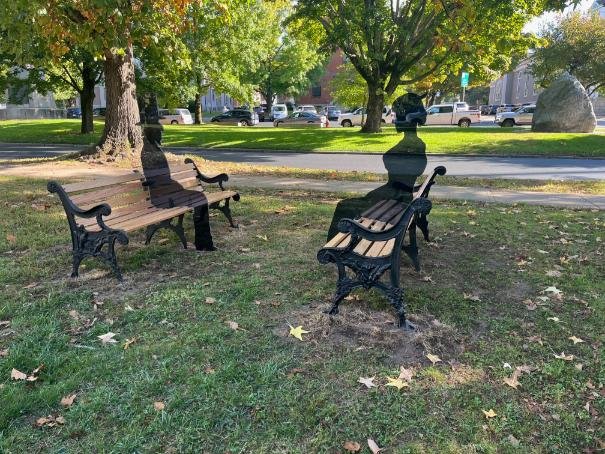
(393, 93, 427, 132)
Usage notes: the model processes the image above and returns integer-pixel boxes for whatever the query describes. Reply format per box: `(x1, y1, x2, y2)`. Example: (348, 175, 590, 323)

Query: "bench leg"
(145, 215, 187, 249)
(71, 253, 83, 278)
(325, 276, 358, 315)
(416, 214, 430, 242)
(105, 237, 124, 282)
(217, 198, 238, 228)
(376, 282, 415, 331)
(403, 222, 421, 272)
(70, 227, 127, 281)
(194, 205, 216, 251)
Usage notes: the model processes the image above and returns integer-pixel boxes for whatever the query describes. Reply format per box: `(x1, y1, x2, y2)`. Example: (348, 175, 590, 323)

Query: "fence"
(0, 108, 66, 120)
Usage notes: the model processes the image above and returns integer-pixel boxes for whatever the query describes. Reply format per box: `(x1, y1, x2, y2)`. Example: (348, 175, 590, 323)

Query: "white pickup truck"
(337, 106, 393, 127)
(424, 103, 481, 127)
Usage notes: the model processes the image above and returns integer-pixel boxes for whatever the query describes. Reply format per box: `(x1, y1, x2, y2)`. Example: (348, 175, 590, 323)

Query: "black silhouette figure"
(140, 96, 215, 251)
(327, 93, 428, 240)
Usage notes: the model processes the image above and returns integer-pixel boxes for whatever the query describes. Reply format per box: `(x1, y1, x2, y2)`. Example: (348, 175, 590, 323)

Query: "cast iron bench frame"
(317, 166, 446, 329)
(48, 158, 239, 281)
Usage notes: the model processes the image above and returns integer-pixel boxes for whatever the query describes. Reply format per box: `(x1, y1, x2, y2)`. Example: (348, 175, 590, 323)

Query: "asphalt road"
(1, 142, 603, 181)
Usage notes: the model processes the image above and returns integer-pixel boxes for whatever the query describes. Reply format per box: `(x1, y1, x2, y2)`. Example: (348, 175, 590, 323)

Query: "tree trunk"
(97, 43, 143, 163)
(361, 82, 385, 133)
(194, 92, 202, 124)
(79, 61, 96, 134)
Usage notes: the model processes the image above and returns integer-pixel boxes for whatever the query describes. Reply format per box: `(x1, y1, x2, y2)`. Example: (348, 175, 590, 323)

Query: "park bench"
(317, 166, 446, 329)
(48, 158, 239, 281)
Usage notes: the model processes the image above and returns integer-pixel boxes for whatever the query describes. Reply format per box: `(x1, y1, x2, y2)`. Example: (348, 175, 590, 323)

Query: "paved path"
(1, 142, 604, 181)
(228, 176, 605, 210)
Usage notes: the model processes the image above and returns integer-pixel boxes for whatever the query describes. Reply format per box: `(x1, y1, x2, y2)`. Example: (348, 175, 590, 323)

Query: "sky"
(522, 0, 596, 34)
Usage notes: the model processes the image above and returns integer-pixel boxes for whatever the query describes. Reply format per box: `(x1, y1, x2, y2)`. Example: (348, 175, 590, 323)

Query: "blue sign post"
(460, 72, 469, 101)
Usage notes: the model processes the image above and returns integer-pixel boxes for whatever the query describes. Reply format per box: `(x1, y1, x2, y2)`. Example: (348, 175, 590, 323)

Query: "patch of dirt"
(275, 302, 465, 366)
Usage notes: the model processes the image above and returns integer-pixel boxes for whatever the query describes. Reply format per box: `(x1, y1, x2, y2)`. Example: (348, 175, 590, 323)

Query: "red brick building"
(296, 51, 345, 107)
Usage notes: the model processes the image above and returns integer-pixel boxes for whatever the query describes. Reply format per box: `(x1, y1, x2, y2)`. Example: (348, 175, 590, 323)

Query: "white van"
(158, 108, 193, 125)
(271, 104, 288, 121)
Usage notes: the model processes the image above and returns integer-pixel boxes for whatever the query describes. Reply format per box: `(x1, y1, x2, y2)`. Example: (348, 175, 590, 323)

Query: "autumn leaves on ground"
(0, 176, 604, 452)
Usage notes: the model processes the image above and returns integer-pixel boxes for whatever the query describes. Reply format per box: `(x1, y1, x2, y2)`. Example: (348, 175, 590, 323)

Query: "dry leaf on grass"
(343, 441, 361, 452)
(569, 336, 584, 344)
(123, 338, 137, 350)
(367, 438, 382, 453)
(0, 348, 9, 358)
(508, 434, 520, 446)
(205, 297, 216, 305)
(226, 321, 239, 331)
(398, 366, 415, 382)
(463, 293, 481, 302)
(357, 377, 377, 389)
(256, 234, 268, 241)
(97, 332, 117, 344)
(288, 325, 310, 341)
(547, 317, 560, 323)
(385, 377, 408, 390)
(36, 415, 65, 427)
(546, 270, 562, 277)
(60, 394, 77, 408)
(426, 353, 442, 365)
(6, 234, 16, 244)
(11, 368, 27, 380)
(503, 370, 522, 389)
(554, 352, 574, 361)
(154, 401, 165, 411)
(482, 409, 497, 419)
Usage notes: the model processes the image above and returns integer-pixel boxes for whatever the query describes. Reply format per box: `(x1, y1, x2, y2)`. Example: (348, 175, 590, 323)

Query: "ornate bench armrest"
(185, 158, 229, 190)
(337, 198, 432, 242)
(47, 181, 113, 230)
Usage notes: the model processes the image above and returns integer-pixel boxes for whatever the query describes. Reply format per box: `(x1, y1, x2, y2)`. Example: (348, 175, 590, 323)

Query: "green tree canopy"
(296, 0, 577, 132)
(530, 12, 605, 95)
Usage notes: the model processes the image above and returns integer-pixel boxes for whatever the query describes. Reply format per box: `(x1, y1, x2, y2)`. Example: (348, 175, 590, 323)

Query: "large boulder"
(532, 74, 596, 133)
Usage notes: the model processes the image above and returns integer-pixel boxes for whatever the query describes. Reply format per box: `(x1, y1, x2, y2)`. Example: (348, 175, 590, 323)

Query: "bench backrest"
(61, 161, 201, 213)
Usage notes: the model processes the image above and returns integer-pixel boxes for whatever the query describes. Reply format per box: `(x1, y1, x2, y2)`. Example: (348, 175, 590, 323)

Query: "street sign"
(461, 72, 469, 87)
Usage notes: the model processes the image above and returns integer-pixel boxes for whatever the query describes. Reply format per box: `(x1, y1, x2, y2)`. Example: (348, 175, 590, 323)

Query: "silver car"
(273, 111, 328, 127)
(495, 105, 535, 127)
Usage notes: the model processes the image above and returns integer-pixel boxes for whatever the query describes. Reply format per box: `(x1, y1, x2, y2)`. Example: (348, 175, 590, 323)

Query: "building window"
(311, 85, 321, 97)
(524, 76, 528, 97)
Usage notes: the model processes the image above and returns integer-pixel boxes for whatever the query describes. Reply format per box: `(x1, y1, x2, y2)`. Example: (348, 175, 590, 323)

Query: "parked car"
(273, 111, 328, 127)
(495, 104, 518, 114)
(323, 106, 342, 121)
(480, 105, 494, 115)
(92, 107, 106, 117)
(296, 104, 318, 114)
(210, 109, 259, 126)
(270, 104, 288, 121)
(253, 106, 267, 122)
(424, 104, 481, 127)
(158, 108, 193, 125)
(337, 106, 392, 127)
(495, 105, 535, 127)
(66, 107, 82, 119)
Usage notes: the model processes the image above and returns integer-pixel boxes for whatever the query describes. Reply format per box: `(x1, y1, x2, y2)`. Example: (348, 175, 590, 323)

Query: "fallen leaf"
(68, 310, 80, 320)
(256, 234, 268, 241)
(286, 368, 304, 378)
(343, 441, 361, 452)
(568, 336, 584, 344)
(123, 337, 137, 350)
(463, 293, 481, 302)
(11, 368, 27, 380)
(205, 297, 216, 305)
(482, 409, 497, 419)
(398, 366, 415, 382)
(288, 325, 310, 341)
(547, 317, 560, 323)
(0, 348, 8, 357)
(6, 233, 16, 244)
(528, 335, 543, 345)
(385, 377, 409, 390)
(204, 365, 215, 374)
(357, 376, 377, 389)
(60, 394, 77, 408)
(421, 275, 433, 283)
(575, 363, 583, 371)
(367, 438, 382, 453)
(226, 321, 239, 331)
(503, 370, 521, 389)
(554, 352, 574, 361)
(36, 415, 65, 427)
(543, 286, 563, 298)
(426, 353, 442, 365)
(154, 401, 165, 411)
(546, 270, 562, 277)
(240, 247, 251, 252)
(27, 364, 44, 382)
(523, 299, 537, 311)
(97, 332, 117, 344)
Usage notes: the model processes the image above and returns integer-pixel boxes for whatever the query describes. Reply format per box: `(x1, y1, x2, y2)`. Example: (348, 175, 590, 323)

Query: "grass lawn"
(1, 119, 604, 157)
(0, 175, 603, 452)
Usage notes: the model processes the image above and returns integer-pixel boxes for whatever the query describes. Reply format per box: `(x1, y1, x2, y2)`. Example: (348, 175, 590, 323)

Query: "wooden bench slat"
(72, 181, 148, 206)
(62, 172, 143, 193)
(353, 202, 406, 256)
(137, 163, 196, 178)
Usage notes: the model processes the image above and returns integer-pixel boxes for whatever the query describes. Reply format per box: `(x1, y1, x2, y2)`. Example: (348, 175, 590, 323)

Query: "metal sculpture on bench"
(318, 93, 445, 329)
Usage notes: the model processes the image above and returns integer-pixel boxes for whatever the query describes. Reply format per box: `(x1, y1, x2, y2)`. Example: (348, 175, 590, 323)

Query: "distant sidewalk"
(229, 175, 605, 210)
